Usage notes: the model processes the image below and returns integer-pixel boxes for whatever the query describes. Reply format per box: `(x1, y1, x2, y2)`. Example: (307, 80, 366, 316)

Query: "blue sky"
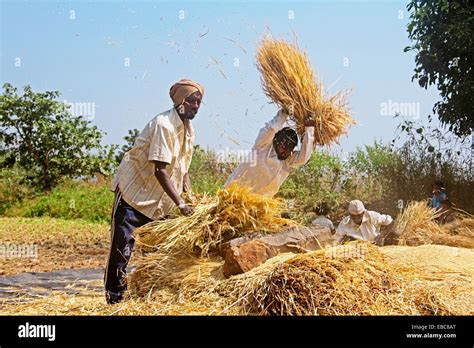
(1, 0, 441, 156)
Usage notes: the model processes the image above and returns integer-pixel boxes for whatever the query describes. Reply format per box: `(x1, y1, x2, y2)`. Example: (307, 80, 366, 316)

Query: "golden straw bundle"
(255, 244, 418, 315)
(397, 201, 474, 248)
(256, 37, 354, 145)
(135, 183, 294, 256)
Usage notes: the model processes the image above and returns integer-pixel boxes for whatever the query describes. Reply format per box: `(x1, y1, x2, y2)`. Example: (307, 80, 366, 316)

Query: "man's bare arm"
(154, 161, 194, 215)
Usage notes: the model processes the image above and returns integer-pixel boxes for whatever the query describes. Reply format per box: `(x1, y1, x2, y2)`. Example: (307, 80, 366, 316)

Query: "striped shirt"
(111, 108, 194, 220)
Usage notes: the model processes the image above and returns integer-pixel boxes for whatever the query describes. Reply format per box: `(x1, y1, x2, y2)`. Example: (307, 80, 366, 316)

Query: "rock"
(223, 240, 277, 278)
(218, 232, 264, 257)
(222, 225, 332, 278)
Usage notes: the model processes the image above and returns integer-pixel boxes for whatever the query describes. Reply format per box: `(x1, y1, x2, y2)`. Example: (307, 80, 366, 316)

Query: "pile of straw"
(201, 243, 473, 315)
(397, 201, 474, 248)
(129, 197, 473, 315)
(135, 183, 294, 256)
(130, 183, 295, 297)
(3, 244, 472, 315)
(256, 37, 354, 145)
(128, 251, 224, 299)
(254, 244, 426, 315)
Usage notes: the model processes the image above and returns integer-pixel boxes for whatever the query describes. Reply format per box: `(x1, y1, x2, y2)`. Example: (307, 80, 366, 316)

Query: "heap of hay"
(256, 37, 354, 145)
(129, 251, 224, 299)
(396, 201, 443, 245)
(131, 243, 472, 316)
(130, 183, 294, 297)
(129, 196, 473, 315)
(250, 243, 469, 315)
(135, 183, 294, 256)
(3, 244, 472, 315)
(444, 218, 474, 241)
(397, 201, 474, 249)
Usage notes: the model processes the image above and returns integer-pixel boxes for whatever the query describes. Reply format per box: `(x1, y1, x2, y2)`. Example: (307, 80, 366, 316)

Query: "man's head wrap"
(169, 79, 204, 107)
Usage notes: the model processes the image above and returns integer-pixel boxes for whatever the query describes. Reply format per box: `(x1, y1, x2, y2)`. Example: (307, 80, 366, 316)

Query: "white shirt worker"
(224, 110, 314, 197)
(334, 210, 393, 243)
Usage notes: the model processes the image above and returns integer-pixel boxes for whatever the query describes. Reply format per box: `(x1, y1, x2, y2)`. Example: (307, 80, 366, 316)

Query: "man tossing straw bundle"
(225, 108, 316, 197)
(226, 37, 353, 197)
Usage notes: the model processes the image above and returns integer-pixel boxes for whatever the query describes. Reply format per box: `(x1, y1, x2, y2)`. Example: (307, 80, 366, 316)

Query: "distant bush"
(278, 142, 399, 220)
(188, 146, 236, 194)
(0, 163, 35, 215)
(0, 83, 117, 191)
(386, 118, 473, 214)
(4, 179, 114, 223)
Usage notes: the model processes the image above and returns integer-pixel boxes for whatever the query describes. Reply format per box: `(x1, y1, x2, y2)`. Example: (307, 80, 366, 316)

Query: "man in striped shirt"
(104, 79, 204, 304)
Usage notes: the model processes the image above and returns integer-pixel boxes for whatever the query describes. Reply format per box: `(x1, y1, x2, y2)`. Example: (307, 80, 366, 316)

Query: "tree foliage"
(115, 128, 140, 164)
(405, 0, 473, 136)
(0, 83, 117, 190)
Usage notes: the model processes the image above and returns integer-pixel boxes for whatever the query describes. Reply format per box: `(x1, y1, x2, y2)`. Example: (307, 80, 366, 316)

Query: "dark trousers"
(104, 190, 152, 303)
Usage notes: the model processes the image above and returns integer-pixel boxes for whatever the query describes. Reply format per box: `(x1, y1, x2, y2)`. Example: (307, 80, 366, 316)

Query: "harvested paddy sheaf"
(256, 37, 354, 145)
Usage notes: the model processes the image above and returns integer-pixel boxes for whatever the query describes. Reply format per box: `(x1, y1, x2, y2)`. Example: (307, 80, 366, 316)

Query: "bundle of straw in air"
(397, 201, 474, 248)
(256, 37, 354, 145)
(135, 183, 294, 256)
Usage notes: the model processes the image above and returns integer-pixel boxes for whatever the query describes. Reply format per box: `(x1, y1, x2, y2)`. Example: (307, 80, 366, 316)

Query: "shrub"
(4, 179, 114, 222)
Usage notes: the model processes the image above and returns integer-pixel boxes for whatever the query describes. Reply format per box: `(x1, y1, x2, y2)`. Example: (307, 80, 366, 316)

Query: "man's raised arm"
(253, 109, 288, 149)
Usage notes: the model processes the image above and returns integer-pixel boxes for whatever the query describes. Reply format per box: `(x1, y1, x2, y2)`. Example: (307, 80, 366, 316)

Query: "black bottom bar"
(0, 316, 472, 346)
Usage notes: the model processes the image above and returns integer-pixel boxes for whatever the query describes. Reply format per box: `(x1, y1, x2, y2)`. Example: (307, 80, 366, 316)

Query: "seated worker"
(224, 109, 315, 197)
(431, 180, 447, 209)
(311, 202, 335, 232)
(333, 200, 397, 246)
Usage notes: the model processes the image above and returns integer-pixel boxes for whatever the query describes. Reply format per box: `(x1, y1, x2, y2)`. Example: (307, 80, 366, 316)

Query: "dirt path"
(0, 217, 109, 275)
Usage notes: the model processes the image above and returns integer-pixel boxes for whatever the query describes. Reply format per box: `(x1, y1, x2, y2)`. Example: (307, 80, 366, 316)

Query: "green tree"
(405, 0, 474, 136)
(0, 83, 117, 190)
(115, 128, 140, 164)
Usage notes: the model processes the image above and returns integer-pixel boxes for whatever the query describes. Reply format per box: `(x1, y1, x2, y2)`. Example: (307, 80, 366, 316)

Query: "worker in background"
(431, 180, 447, 209)
(333, 200, 397, 246)
(311, 202, 335, 233)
